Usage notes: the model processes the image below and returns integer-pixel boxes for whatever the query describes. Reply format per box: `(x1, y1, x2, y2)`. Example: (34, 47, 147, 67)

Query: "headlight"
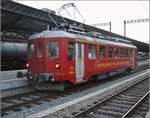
(26, 63, 29, 68)
(55, 64, 60, 68)
(51, 78, 54, 82)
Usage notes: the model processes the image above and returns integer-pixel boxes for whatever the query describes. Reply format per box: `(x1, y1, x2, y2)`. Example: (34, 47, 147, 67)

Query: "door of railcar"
(75, 43, 84, 82)
(130, 49, 135, 67)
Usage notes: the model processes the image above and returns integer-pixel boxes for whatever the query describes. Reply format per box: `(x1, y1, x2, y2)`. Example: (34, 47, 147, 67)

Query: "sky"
(15, 0, 149, 43)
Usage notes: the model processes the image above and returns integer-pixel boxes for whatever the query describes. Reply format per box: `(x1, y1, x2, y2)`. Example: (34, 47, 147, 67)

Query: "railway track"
(73, 78, 149, 118)
(1, 91, 65, 116)
(122, 91, 149, 118)
(1, 65, 148, 117)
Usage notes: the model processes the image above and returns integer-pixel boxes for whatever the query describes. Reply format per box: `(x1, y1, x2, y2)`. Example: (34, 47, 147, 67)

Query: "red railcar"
(27, 29, 137, 90)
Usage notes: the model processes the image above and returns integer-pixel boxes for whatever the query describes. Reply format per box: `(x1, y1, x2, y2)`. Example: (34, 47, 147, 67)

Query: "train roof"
(29, 30, 136, 48)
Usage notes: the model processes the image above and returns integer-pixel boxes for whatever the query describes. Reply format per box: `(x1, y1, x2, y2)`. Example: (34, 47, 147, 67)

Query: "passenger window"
(108, 47, 113, 58)
(37, 42, 42, 58)
(114, 48, 119, 58)
(88, 44, 97, 59)
(68, 42, 75, 60)
(120, 49, 128, 57)
(29, 43, 34, 57)
(125, 49, 128, 57)
(47, 42, 59, 58)
(99, 46, 105, 59)
(120, 49, 124, 57)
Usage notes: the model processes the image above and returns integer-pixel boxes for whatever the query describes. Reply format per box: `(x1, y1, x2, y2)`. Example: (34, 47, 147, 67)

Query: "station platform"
(0, 78, 28, 91)
(0, 77, 34, 98)
(0, 69, 27, 81)
(0, 69, 32, 98)
(0, 69, 28, 91)
(137, 59, 149, 66)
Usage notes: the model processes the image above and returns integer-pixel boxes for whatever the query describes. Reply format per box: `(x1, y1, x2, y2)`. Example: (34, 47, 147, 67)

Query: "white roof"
(29, 30, 136, 48)
(29, 30, 75, 39)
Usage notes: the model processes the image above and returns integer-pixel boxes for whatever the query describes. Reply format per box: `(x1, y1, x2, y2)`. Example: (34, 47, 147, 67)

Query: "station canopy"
(1, 0, 149, 52)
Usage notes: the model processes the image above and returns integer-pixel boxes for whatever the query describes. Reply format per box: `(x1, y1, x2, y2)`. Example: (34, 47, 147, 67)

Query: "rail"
(122, 91, 150, 118)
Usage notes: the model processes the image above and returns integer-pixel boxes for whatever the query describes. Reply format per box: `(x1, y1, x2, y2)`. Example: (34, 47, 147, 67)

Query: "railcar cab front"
(27, 30, 78, 90)
(27, 37, 62, 84)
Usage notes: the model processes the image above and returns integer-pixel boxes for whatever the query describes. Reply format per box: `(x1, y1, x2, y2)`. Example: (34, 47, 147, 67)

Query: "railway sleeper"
(109, 99, 136, 105)
(100, 105, 129, 113)
(96, 109, 123, 117)
(88, 113, 115, 118)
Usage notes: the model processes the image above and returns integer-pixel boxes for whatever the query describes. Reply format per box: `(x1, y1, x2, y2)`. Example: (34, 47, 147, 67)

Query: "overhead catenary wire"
(124, 18, 149, 37)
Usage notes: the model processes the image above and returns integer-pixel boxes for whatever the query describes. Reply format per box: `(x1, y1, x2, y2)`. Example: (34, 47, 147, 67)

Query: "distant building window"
(108, 47, 113, 58)
(37, 42, 42, 58)
(99, 46, 105, 59)
(47, 42, 59, 58)
(29, 43, 34, 58)
(88, 44, 97, 59)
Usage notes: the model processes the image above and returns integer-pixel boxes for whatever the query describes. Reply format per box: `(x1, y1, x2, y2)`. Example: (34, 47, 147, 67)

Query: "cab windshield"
(47, 42, 59, 58)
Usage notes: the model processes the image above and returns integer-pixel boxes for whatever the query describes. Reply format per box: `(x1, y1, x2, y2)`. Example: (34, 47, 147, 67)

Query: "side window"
(114, 48, 119, 58)
(120, 48, 128, 57)
(88, 44, 97, 59)
(120, 49, 124, 57)
(108, 47, 113, 58)
(37, 42, 42, 58)
(125, 49, 128, 57)
(47, 42, 59, 58)
(68, 42, 75, 60)
(28, 43, 34, 58)
(99, 46, 105, 59)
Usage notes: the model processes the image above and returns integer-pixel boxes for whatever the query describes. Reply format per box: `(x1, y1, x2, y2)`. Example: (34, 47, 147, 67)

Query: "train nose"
(36, 73, 54, 83)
